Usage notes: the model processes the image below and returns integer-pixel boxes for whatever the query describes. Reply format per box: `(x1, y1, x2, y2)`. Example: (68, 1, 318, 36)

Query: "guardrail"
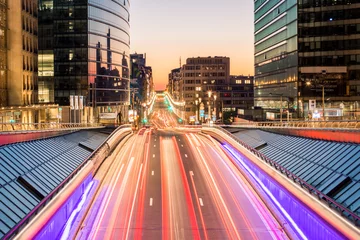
(0, 123, 103, 132)
(204, 126, 360, 226)
(229, 120, 360, 130)
(3, 124, 133, 240)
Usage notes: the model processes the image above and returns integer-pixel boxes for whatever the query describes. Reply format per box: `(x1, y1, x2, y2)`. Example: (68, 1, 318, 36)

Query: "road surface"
(75, 100, 287, 240)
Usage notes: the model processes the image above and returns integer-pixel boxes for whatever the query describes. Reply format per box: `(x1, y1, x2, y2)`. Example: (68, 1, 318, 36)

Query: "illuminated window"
(236, 80, 242, 84)
(245, 80, 251, 84)
(195, 87, 202, 91)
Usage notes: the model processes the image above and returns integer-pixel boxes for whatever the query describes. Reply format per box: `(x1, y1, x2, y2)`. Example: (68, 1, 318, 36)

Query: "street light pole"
(214, 94, 217, 121)
(195, 100, 198, 122)
(207, 91, 212, 123)
(280, 95, 283, 124)
(322, 85, 325, 119)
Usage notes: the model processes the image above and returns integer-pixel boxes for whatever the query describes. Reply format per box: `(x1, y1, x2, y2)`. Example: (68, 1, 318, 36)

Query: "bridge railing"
(3, 124, 133, 240)
(207, 125, 360, 226)
(227, 120, 360, 130)
(0, 123, 102, 132)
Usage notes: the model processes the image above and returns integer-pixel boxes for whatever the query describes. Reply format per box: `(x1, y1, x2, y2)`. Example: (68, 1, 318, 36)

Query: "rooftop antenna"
(179, 57, 182, 68)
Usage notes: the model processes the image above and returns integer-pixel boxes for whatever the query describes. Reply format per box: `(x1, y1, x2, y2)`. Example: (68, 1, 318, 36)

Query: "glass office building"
(39, 0, 130, 108)
(298, 0, 360, 119)
(254, 0, 360, 119)
(254, 0, 298, 113)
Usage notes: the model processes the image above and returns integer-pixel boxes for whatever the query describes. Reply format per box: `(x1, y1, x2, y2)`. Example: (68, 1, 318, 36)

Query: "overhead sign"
(129, 110, 135, 123)
(309, 99, 316, 111)
(313, 110, 321, 119)
(74, 96, 79, 110)
(238, 109, 245, 115)
(100, 112, 117, 119)
(79, 96, 84, 110)
(70, 95, 74, 110)
(266, 112, 275, 120)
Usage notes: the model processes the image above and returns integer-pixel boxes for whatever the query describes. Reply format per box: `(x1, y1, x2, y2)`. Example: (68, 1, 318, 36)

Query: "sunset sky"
(131, 0, 254, 90)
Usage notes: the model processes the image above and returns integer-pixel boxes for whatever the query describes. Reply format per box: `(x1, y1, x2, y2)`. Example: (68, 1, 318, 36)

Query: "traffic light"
(178, 118, 183, 123)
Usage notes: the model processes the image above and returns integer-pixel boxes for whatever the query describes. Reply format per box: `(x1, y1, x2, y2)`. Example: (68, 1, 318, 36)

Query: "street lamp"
(195, 100, 199, 122)
(306, 80, 325, 120)
(213, 94, 217, 121)
(207, 91, 212, 122)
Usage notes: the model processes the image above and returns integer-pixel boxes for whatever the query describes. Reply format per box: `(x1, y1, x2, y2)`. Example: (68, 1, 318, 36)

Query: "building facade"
(7, 0, 38, 107)
(254, 0, 360, 119)
(298, 0, 360, 119)
(38, 0, 131, 119)
(180, 57, 253, 122)
(254, 0, 298, 115)
(38, 0, 54, 103)
(130, 53, 153, 103)
(168, 68, 181, 101)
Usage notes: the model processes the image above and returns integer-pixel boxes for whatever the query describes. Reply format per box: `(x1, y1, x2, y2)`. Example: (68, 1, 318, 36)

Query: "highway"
(74, 99, 288, 240)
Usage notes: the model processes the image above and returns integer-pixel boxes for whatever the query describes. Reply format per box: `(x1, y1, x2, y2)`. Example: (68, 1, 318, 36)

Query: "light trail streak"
(224, 144, 308, 240)
(60, 180, 94, 240)
(186, 134, 232, 238)
(124, 163, 143, 240)
(135, 133, 151, 240)
(194, 145, 242, 240)
(160, 137, 169, 240)
(202, 136, 281, 240)
(90, 163, 125, 239)
(172, 136, 201, 240)
(189, 171, 209, 240)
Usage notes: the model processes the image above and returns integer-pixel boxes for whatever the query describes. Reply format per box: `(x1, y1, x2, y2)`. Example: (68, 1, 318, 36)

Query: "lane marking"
(185, 154, 188, 158)
(199, 198, 204, 207)
(150, 198, 153, 206)
(190, 171, 194, 176)
(181, 144, 183, 147)
(152, 170, 154, 176)
(154, 145, 156, 147)
(153, 154, 155, 158)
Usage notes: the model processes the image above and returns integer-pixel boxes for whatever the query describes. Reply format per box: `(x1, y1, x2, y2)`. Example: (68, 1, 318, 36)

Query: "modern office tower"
(6, 0, 38, 107)
(38, 0, 54, 103)
(38, 0, 131, 116)
(298, 0, 360, 119)
(254, 0, 360, 119)
(254, 0, 298, 117)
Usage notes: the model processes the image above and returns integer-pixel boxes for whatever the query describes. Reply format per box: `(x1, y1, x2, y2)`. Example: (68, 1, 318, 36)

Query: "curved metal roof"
(0, 130, 109, 238)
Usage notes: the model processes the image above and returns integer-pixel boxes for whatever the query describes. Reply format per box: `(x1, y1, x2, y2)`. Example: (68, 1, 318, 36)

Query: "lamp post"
(195, 100, 199, 122)
(199, 97, 202, 123)
(213, 94, 217, 121)
(207, 91, 212, 122)
(306, 81, 325, 120)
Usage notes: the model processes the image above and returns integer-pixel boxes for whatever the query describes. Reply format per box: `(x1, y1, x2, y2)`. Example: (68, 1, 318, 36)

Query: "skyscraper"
(38, 0, 131, 116)
(254, 0, 360, 119)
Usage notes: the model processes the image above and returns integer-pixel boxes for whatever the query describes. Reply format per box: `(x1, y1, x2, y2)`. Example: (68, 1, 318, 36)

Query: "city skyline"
(131, 0, 254, 90)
